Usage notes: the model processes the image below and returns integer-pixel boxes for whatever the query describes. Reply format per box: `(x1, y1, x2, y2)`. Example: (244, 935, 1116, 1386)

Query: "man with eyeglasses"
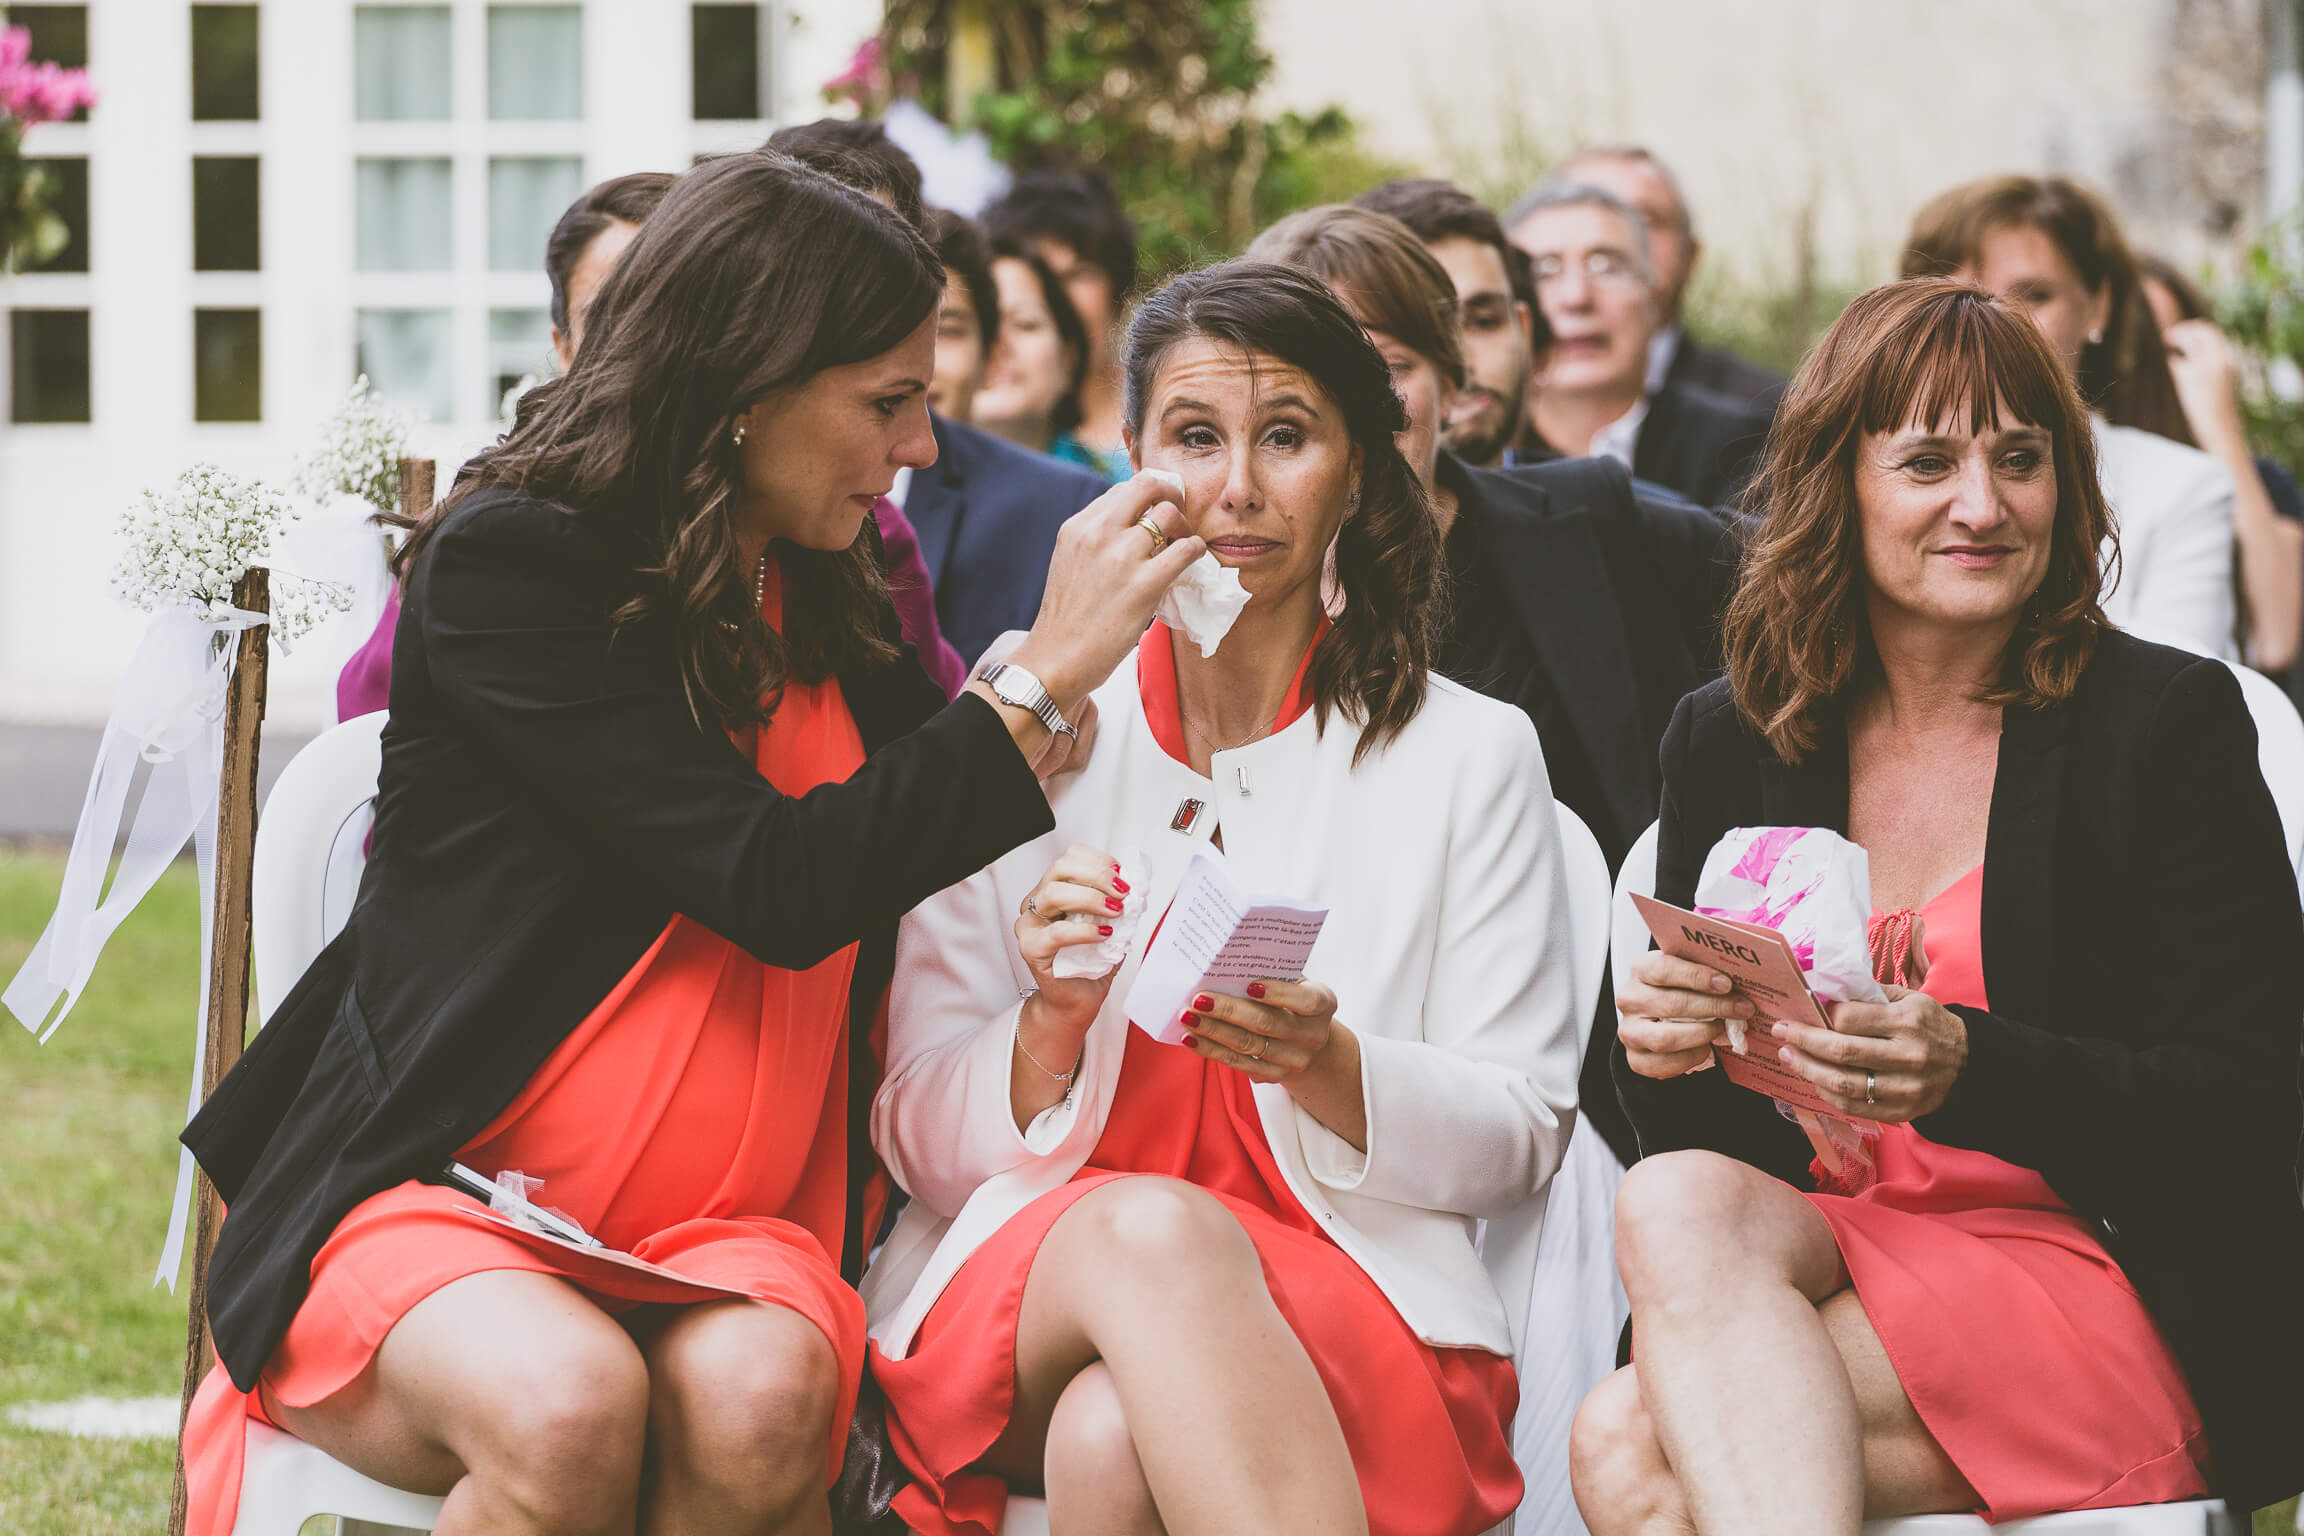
(1506, 182, 1772, 510)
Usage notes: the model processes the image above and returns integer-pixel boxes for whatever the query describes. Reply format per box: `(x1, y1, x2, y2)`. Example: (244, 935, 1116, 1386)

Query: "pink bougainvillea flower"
(0, 25, 31, 77)
(821, 35, 884, 95)
(0, 26, 97, 125)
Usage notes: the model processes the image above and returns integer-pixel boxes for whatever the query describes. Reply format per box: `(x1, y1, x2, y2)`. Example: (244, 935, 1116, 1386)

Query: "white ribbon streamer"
(3, 603, 268, 1288)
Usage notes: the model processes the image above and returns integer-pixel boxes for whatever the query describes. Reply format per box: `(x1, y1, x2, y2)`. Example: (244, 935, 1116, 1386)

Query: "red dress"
(870, 622, 1524, 1536)
(1808, 865, 2211, 1519)
(183, 562, 872, 1536)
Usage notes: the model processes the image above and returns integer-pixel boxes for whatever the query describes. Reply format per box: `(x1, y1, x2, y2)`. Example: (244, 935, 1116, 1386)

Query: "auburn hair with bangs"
(1724, 278, 2115, 763)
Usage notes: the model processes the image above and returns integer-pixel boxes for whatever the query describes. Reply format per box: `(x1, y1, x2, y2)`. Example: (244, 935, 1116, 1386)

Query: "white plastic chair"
(234, 712, 446, 1535)
(998, 805, 1617, 1536)
(2221, 659, 2304, 880)
(1610, 824, 2239, 1536)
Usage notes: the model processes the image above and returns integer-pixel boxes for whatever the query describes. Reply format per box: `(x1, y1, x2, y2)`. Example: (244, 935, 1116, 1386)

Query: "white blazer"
(2095, 416, 2237, 661)
(862, 663, 1583, 1361)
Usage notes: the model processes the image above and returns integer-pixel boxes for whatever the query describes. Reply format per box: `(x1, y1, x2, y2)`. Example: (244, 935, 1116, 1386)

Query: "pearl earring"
(732, 423, 748, 447)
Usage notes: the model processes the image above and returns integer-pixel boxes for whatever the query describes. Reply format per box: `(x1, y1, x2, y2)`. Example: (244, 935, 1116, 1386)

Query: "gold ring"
(1865, 1070, 1877, 1105)
(1133, 514, 1169, 555)
(1246, 1035, 1266, 1060)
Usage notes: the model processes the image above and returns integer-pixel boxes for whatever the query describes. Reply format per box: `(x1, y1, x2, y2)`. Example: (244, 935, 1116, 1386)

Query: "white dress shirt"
(2093, 416, 2238, 661)
(1587, 396, 1650, 472)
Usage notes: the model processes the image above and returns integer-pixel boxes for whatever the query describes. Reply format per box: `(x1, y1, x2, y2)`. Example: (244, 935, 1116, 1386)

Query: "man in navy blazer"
(902, 412, 1115, 669)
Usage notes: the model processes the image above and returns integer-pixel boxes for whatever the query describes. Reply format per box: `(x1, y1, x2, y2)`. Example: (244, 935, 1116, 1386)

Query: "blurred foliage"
(1683, 268, 1864, 381)
(0, 119, 69, 274)
(2215, 214, 2304, 478)
(874, 0, 1405, 278)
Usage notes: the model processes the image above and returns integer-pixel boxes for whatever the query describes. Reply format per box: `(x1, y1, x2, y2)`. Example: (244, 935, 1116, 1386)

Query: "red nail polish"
(1246, 981, 1267, 999)
(1106, 896, 1125, 912)
(1113, 876, 1131, 893)
(1193, 994, 1215, 1012)
(1098, 924, 1114, 936)
(1181, 1011, 1198, 1028)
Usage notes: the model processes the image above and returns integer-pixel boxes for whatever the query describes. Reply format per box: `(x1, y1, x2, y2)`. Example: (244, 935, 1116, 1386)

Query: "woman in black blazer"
(179, 154, 1205, 1536)
(1573, 280, 2304, 1530)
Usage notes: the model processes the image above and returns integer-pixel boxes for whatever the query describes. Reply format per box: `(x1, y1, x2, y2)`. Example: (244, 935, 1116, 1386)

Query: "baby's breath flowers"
(294, 375, 414, 517)
(114, 464, 351, 647)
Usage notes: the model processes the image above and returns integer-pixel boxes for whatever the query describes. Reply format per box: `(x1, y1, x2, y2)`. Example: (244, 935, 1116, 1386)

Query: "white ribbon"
(3, 603, 269, 1289)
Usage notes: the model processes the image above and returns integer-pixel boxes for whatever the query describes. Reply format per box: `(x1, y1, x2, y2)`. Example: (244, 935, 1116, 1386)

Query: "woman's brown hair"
(1724, 278, 2114, 762)
(400, 152, 944, 730)
(1123, 261, 1441, 761)
(1901, 174, 2196, 447)
(1244, 205, 1467, 389)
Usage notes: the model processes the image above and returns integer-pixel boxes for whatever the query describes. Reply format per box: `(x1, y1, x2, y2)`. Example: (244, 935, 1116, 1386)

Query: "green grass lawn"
(0, 845, 2296, 1534)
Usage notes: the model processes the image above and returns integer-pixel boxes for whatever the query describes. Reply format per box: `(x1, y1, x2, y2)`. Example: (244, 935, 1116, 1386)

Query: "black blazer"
(907, 414, 1114, 669)
(1442, 452, 1734, 868)
(184, 490, 1056, 1389)
(1440, 452, 1736, 1165)
(1631, 379, 1775, 512)
(1662, 330, 1787, 414)
(1616, 634, 2304, 1509)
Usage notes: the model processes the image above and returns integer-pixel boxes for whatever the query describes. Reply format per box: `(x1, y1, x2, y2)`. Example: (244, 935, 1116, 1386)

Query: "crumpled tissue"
(1051, 848, 1151, 979)
(1694, 826, 1887, 1054)
(1139, 468, 1250, 657)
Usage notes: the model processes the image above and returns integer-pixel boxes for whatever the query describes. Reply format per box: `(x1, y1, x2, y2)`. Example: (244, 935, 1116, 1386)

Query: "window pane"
(487, 5, 581, 120)
(10, 309, 92, 423)
(10, 7, 89, 122)
(691, 5, 759, 120)
(191, 5, 260, 120)
(357, 308, 454, 421)
(490, 307, 550, 412)
(21, 158, 88, 273)
(355, 158, 452, 272)
(354, 5, 451, 121)
(194, 309, 262, 421)
(193, 157, 261, 271)
(488, 156, 582, 272)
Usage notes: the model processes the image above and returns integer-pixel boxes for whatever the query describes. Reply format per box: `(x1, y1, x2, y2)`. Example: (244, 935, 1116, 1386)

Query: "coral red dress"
(870, 623, 1524, 1536)
(1808, 865, 2211, 1519)
(183, 561, 872, 1536)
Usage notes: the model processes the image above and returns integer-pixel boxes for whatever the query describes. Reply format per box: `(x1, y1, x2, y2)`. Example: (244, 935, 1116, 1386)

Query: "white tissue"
(1694, 826, 1886, 1054)
(1137, 468, 1251, 657)
(1051, 848, 1150, 980)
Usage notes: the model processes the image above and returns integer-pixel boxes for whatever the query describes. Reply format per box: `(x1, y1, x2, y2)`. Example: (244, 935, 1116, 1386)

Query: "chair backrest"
(1475, 803, 1612, 1371)
(251, 711, 385, 1026)
(2221, 660, 2304, 878)
(1612, 821, 1660, 1001)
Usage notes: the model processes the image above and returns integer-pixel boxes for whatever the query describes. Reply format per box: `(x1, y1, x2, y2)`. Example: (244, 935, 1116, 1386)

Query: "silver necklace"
(1182, 698, 1284, 755)
(752, 549, 770, 608)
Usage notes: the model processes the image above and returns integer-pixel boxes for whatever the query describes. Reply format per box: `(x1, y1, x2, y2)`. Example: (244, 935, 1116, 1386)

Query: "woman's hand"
(1014, 844, 1132, 1035)
(1183, 979, 1367, 1149)
(1002, 473, 1207, 714)
(1770, 984, 1969, 1122)
(1617, 951, 1754, 1079)
(2161, 318, 2249, 456)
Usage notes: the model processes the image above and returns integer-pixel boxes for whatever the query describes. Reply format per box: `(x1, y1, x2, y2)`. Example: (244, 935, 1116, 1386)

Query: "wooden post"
(168, 566, 270, 1536)
(400, 455, 435, 527)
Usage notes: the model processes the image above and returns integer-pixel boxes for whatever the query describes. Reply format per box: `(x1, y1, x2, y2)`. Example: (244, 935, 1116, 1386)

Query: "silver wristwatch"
(978, 662, 1078, 740)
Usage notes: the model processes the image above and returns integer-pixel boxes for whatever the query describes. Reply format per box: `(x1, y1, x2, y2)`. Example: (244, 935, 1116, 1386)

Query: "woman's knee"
(1569, 1368, 1672, 1532)
(1612, 1150, 1776, 1302)
(1051, 1177, 1257, 1285)
(1042, 1363, 1154, 1514)
(649, 1304, 841, 1505)
(471, 1326, 652, 1520)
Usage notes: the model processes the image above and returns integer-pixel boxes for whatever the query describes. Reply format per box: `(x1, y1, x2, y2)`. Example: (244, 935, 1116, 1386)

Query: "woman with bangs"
(1575, 279, 2304, 1530)
(864, 262, 1582, 1535)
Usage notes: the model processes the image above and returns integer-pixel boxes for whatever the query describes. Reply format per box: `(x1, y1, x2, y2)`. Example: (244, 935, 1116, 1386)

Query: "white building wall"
(0, 0, 884, 731)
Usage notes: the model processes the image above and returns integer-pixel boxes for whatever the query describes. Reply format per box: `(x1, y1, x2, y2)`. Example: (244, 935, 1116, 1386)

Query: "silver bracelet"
(1013, 1009, 1080, 1083)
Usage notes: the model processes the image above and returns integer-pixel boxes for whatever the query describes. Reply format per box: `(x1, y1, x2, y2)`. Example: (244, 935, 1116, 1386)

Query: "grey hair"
(1501, 180, 1658, 288)
(1556, 144, 1695, 242)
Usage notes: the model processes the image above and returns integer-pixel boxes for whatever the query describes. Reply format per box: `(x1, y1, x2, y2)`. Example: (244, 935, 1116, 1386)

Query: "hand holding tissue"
(1138, 468, 1250, 657)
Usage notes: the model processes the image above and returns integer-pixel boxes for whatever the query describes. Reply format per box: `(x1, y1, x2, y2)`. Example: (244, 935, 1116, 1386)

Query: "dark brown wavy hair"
(400, 152, 944, 729)
(1123, 260, 1440, 762)
(1724, 278, 2114, 763)
(1901, 174, 2196, 448)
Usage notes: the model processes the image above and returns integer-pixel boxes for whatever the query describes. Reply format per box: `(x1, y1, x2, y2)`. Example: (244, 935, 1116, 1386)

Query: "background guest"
(2137, 252, 2304, 674)
(972, 245, 1116, 480)
(1354, 177, 1549, 470)
(545, 172, 673, 370)
(762, 115, 927, 226)
(1588, 279, 2304, 1529)
(982, 168, 1138, 473)
(1903, 174, 2238, 660)
(926, 208, 996, 423)
(1506, 182, 1773, 509)
(1551, 145, 1788, 409)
